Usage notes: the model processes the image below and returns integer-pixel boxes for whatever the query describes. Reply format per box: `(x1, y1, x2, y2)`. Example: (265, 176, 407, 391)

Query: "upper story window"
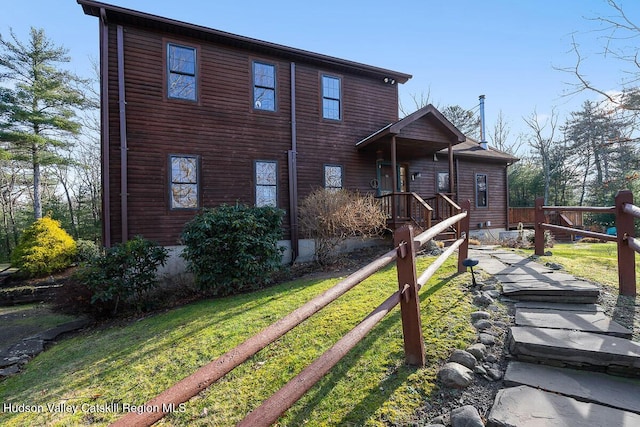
(476, 173, 488, 208)
(324, 164, 343, 191)
(322, 75, 341, 120)
(170, 155, 199, 209)
(167, 43, 197, 101)
(253, 62, 276, 111)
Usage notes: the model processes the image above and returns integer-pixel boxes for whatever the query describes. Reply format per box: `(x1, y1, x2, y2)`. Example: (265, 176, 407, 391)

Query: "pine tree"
(0, 27, 88, 219)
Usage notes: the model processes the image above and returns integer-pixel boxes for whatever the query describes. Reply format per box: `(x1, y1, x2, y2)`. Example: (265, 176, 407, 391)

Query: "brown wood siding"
(107, 24, 400, 245)
(108, 25, 294, 245)
(295, 64, 399, 201)
(455, 159, 508, 230)
(397, 116, 454, 145)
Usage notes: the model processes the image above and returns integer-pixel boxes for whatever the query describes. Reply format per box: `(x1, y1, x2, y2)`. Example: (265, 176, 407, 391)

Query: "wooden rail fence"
(534, 190, 638, 296)
(111, 201, 472, 427)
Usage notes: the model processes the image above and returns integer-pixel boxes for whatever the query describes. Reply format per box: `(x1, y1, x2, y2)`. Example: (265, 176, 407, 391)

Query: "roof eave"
(77, 0, 412, 83)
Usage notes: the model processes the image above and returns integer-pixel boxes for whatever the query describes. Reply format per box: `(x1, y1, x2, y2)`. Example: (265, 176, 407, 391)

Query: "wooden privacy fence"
(111, 201, 472, 427)
(534, 190, 639, 296)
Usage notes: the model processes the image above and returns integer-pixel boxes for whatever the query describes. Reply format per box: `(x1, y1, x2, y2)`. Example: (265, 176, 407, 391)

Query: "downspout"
(287, 62, 299, 263)
(117, 25, 128, 242)
(100, 8, 111, 248)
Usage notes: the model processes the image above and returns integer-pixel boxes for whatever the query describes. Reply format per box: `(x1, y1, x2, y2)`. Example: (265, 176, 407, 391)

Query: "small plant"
(11, 216, 77, 277)
(79, 236, 168, 314)
(299, 189, 387, 265)
(75, 239, 102, 263)
(181, 204, 285, 295)
(528, 229, 554, 248)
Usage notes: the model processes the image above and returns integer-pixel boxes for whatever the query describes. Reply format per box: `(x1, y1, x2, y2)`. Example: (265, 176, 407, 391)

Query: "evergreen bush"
(11, 216, 77, 277)
(79, 236, 168, 314)
(181, 204, 284, 295)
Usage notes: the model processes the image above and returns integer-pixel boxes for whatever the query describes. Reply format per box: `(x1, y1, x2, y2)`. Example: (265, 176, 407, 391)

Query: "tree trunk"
(32, 144, 42, 220)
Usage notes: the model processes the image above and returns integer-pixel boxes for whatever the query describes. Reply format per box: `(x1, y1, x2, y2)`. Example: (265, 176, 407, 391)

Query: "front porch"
(377, 192, 462, 239)
(356, 105, 467, 237)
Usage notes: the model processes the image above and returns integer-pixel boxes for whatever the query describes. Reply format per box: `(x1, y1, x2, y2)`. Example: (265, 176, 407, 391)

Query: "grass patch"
(518, 242, 639, 292)
(0, 256, 475, 426)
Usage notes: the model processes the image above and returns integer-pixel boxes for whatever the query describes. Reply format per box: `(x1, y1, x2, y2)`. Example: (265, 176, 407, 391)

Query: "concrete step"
(515, 308, 632, 338)
(508, 326, 640, 376)
(501, 279, 599, 303)
(504, 361, 640, 414)
(487, 385, 640, 427)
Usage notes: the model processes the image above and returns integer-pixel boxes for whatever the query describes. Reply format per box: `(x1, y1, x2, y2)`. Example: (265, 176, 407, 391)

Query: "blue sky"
(3, 0, 639, 152)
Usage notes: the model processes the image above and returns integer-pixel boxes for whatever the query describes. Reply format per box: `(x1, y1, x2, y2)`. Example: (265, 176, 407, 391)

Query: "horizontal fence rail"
(112, 201, 472, 427)
(534, 190, 637, 296)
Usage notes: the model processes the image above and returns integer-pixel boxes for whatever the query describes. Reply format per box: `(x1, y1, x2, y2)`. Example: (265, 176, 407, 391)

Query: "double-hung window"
(255, 161, 278, 207)
(476, 173, 488, 208)
(253, 62, 276, 111)
(170, 155, 199, 209)
(322, 75, 341, 120)
(167, 43, 197, 101)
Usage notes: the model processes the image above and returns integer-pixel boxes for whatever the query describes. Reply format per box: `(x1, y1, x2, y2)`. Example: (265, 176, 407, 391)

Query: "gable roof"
(77, 0, 412, 84)
(356, 104, 466, 150)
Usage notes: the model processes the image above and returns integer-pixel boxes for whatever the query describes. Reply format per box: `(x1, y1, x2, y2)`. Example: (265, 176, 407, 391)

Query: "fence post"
(458, 200, 471, 273)
(615, 190, 636, 296)
(394, 225, 425, 366)
(534, 197, 545, 256)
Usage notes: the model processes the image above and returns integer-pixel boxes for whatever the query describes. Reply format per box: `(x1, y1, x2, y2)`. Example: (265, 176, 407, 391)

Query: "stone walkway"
(469, 247, 640, 427)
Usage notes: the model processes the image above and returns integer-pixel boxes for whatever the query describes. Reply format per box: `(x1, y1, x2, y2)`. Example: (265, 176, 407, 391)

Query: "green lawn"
(518, 241, 640, 292)
(0, 256, 479, 426)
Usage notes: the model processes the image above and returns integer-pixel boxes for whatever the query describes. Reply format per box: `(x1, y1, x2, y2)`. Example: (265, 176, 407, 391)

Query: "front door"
(377, 162, 408, 196)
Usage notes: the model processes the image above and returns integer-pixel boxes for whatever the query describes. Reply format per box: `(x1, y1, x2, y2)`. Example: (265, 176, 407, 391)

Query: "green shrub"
(79, 236, 168, 314)
(181, 204, 284, 295)
(75, 239, 102, 263)
(11, 216, 77, 277)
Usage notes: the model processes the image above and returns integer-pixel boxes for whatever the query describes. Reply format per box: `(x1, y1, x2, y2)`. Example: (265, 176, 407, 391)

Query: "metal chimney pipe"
(479, 95, 488, 149)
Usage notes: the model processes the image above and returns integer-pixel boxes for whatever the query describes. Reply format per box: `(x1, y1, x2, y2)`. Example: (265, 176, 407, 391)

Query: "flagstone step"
(508, 326, 640, 376)
(514, 301, 603, 312)
(487, 385, 640, 427)
(515, 308, 632, 338)
(501, 280, 599, 303)
(504, 361, 640, 414)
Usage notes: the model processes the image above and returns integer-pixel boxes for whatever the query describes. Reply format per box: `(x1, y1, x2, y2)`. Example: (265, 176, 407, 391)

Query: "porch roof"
(439, 137, 519, 164)
(355, 104, 466, 154)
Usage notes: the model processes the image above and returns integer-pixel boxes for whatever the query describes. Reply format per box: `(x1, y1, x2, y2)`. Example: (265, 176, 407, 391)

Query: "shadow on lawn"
(284, 272, 465, 426)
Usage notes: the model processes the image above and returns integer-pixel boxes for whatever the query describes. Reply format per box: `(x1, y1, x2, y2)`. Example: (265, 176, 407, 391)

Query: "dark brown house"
(78, 1, 517, 262)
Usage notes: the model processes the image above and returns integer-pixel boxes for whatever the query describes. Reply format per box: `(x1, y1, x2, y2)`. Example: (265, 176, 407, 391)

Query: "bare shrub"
(299, 189, 387, 265)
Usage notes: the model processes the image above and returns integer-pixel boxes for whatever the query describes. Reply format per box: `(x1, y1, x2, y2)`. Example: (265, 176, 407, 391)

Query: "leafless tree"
(523, 109, 560, 204)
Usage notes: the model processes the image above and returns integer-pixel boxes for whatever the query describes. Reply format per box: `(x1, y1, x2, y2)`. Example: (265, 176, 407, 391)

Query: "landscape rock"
(450, 349, 477, 369)
(473, 294, 493, 307)
(470, 311, 490, 321)
(438, 362, 474, 389)
(466, 343, 487, 361)
(473, 319, 492, 331)
(478, 333, 496, 346)
(486, 368, 503, 381)
(0, 364, 20, 377)
(450, 405, 484, 427)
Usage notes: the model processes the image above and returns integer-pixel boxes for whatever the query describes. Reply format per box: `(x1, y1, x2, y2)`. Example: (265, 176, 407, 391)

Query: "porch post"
(391, 135, 398, 221)
(448, 141, 455, 195)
